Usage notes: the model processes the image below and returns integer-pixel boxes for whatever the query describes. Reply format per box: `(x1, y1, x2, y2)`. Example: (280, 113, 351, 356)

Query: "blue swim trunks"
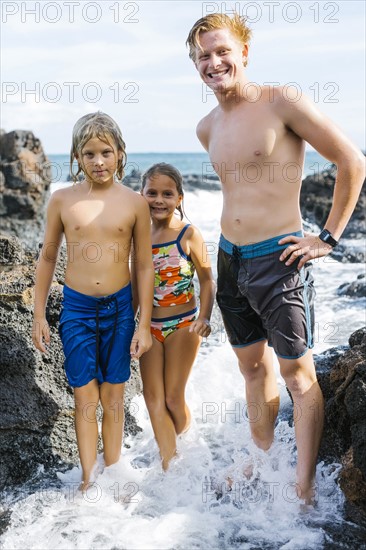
(59, 283, 135, 388)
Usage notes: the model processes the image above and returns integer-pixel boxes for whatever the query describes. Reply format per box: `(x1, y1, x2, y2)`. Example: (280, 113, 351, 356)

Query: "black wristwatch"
(318, 229, 338, 248)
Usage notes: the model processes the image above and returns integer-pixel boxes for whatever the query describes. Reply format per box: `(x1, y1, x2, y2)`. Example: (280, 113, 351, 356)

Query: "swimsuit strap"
(176, 224, 191, 242)
(176, 224, 192, 260)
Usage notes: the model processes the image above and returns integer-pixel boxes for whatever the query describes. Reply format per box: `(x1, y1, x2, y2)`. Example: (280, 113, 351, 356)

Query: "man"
(186, 13, 364, 503)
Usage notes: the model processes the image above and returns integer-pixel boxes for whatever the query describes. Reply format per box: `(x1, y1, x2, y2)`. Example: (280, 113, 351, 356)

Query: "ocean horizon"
(48, 150, 332, 184)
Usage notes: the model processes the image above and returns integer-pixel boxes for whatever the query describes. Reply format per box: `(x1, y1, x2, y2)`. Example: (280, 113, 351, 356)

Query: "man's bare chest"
(209, 111, 284, 166)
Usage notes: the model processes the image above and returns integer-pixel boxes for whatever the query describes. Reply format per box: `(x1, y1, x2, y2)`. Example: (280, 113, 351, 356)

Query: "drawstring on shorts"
(95, 296, 119, 379)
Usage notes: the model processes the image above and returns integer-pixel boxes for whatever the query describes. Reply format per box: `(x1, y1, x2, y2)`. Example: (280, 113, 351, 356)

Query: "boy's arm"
(130, 241, 139, 317)
(187, 226, 216, 337)
(276, 89, 365, 268)
(32, 192, 64, 352)
(130, 197, 154, 358)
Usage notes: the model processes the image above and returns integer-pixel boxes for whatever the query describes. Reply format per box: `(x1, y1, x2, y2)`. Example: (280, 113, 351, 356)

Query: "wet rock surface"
(317, 327, 366, 523)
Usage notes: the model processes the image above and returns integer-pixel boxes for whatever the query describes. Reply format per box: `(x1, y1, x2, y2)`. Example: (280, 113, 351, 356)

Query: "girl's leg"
(74, 379, 100, 486)
(140, 337, 177, 470)
(100, 382, 125, 466)
(164, 327, 201, 435)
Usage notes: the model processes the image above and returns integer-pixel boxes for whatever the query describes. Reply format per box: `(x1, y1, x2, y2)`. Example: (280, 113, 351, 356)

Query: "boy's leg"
(74, 379, 100, 485)
(140, 337, 177, 470)
(233, 340, 280, 450)
(100, 382, 125, 466)
(164, 327, 201, 435)
(278, 350, 324, 503)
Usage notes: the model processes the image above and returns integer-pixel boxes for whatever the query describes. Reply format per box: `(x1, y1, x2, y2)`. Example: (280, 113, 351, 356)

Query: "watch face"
(319, 230, 337, 247)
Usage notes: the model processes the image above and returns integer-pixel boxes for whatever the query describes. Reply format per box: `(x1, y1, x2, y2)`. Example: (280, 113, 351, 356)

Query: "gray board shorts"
(216, 232, 315, 359)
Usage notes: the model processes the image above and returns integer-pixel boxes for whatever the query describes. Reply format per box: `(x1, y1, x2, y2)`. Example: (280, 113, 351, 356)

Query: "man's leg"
(74, 379, 100, 487)
(278, 349, 324, 503)
(100, 382, 125, 466)
(233, 340, 280, 450)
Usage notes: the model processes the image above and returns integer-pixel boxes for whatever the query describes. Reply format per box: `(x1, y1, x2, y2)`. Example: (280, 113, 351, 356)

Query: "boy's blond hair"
(186, 13, 252, 65)
(70, 111, 127, 183)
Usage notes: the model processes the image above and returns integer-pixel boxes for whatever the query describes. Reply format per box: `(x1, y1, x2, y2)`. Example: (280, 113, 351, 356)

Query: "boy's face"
(194, 28, 248, 92)
(78, 135, 122, 186)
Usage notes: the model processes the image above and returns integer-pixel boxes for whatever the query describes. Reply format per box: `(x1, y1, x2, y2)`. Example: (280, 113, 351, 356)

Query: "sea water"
(1, 189, 365, 549)
(46, 151, 332, 184)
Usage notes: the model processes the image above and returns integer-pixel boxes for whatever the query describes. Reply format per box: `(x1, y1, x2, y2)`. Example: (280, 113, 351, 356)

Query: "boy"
(32, 112, 154, 489)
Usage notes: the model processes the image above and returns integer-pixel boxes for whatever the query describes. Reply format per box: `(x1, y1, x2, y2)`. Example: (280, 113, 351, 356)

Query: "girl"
(135, 163, 215, 470)
(32, 112, 153, 490)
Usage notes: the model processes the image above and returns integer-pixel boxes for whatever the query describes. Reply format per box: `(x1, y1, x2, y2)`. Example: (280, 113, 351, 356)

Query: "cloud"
(1, 1, 364, 152)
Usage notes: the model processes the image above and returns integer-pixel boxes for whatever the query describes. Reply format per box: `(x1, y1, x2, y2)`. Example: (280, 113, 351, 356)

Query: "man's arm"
(196, 114, 211, 152)
(32, 192, 64, 352)
(130, 196, 154, 358)
(277, 89, 365, 268)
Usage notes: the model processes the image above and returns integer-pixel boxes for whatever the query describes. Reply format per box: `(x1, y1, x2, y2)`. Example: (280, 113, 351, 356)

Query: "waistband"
(151, 307, 198, 322)
(219, 231, 303, 259)
(63, 282, 132, 309)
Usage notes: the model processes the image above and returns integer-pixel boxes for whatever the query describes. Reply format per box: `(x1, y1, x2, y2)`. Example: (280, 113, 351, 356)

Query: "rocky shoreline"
(1, 130, 365, 527)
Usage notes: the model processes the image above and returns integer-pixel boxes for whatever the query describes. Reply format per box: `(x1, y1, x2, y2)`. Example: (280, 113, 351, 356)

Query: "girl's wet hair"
(141, 163, 186, 220)
(70, 111, 127, 183)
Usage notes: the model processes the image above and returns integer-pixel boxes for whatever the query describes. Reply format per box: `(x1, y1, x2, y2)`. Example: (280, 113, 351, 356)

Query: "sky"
(1, 1, 365, 153)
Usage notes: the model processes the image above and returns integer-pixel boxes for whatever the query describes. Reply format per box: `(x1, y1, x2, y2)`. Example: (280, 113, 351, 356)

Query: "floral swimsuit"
(151, 225, 198, 342)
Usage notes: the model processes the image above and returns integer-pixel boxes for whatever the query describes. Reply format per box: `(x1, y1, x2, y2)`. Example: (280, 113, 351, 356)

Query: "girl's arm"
(32, 192, 64, 352)
(130, 196, 154, 358)
(187, 225, 216, 337)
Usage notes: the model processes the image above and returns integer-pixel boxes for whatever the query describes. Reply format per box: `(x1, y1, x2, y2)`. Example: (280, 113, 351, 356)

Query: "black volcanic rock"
(317, 327, 366, 522)
(300, 162, 366, 239)
(337, 274, 366, 297)
(122, 168, 221, 192)
(0, 130, 52, 252)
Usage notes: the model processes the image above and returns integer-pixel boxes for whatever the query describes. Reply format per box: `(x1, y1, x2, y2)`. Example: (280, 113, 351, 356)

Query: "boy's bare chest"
(62, 199, 134, 240)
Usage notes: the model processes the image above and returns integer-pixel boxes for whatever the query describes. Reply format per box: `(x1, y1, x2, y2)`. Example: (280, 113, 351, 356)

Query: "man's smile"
(207, 68, 229, 78)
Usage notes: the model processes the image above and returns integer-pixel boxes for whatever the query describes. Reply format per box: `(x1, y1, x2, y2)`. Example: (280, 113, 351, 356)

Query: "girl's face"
(78, 135, 122, 186)
(142, 174, 182, 221)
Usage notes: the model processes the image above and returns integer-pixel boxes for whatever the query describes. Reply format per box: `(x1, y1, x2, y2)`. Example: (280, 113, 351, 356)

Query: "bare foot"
(296, 482, 317, 506)
(78, 480, 93, 493)
(226, 454, 256, 489)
